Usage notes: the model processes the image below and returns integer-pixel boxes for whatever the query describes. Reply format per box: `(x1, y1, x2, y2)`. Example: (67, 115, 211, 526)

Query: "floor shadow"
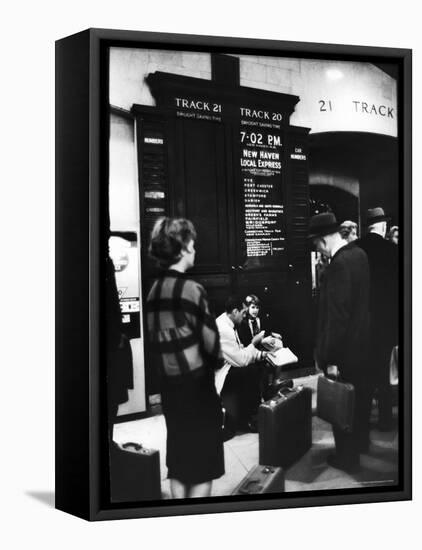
(26, 491, 55, 508)
(286, 447, 329, 484)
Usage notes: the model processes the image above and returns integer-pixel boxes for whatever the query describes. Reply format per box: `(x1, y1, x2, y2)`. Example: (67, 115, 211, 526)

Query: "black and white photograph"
(104, 40, 407, 506)
(4, 0, 422, 545)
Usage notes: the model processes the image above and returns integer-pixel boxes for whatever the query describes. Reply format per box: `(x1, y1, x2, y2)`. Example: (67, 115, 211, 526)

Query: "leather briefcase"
(232, 465, 285, 495)
(317, 375, 355, 433)
(258, 386, 312, 467)
(110, 441, 161, 502)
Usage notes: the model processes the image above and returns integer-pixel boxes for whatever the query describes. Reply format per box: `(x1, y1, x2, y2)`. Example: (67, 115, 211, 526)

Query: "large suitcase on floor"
(317, 375, 355, 433)
(110, 441, 161, 502)
(232, 465, 285, 495)
(258, 386, 312, 468)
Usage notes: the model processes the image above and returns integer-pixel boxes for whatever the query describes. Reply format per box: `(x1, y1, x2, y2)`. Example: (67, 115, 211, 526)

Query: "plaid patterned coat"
(146, 270, 222, 380)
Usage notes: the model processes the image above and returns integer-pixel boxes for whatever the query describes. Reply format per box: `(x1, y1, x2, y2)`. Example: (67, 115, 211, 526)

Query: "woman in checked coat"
(146, 217, 224, 498)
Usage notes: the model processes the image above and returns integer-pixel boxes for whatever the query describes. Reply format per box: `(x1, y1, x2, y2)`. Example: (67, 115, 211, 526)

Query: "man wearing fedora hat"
(309, 212, 371, 472)
(356, 207, 399, 432)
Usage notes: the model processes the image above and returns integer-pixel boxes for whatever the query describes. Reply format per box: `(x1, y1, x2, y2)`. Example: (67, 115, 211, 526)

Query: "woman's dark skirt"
(161, 370, 225, 485)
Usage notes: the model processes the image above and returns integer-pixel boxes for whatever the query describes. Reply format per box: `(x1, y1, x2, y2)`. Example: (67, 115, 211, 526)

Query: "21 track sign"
(319, 99, 395, 118)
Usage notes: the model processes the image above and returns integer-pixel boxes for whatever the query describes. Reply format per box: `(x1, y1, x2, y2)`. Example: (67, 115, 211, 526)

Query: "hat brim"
(366, 215, 391, 225)
(307, 223, 340, 239)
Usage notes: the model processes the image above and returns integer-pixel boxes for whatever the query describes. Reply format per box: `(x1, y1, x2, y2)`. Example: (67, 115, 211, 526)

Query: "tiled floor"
(113, 374, 398, 498)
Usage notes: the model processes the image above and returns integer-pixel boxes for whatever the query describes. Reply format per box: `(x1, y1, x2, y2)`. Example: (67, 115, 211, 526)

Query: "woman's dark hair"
(149, 217, 197, 268)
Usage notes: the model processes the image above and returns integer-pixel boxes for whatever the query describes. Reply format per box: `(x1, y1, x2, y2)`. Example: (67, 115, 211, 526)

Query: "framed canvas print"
(55, 28, 412, 521)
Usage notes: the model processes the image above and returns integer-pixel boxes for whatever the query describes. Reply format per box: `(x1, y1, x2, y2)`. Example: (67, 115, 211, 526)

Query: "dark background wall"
(309, 132, 399, 231)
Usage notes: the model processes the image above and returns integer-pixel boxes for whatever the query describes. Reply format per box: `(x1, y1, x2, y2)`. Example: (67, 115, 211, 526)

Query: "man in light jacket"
(215, 296, 269, 435)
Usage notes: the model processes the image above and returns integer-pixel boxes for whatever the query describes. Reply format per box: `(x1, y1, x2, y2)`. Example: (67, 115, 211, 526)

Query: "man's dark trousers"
(221, 364, 263, 430)
(357, 232, 398, 429)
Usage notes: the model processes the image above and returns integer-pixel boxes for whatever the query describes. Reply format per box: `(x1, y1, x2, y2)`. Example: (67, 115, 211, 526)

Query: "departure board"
(239, 112, 285, 258)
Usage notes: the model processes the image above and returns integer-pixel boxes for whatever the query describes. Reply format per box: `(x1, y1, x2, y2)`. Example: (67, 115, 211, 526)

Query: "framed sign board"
(55, 28, 412, 521)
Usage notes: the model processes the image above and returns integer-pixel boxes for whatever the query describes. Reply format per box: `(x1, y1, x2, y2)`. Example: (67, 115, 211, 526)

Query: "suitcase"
(317, 375, 355, 433)
(258, 386, 312, 468)
(110, 441, 161, 502)
(232, 465, 285, 495)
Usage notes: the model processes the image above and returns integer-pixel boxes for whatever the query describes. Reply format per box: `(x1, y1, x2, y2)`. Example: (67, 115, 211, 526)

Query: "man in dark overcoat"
(310, 212, 371, 472)
(356, 207, 399, 431)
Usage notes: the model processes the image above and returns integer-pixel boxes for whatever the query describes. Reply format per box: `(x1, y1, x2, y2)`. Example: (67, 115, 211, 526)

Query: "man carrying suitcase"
(309, 212, 371, 473)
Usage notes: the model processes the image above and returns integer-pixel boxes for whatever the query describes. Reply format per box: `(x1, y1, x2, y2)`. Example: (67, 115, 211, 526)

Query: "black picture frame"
(55, 28, 412, 521)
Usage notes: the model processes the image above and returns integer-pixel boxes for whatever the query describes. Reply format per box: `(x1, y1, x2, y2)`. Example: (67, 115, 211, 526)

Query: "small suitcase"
(317, 375, 355, 433)
(258, 386, 312, 468)
(110, 441, 161, 502)
(232, 465, 285, 495)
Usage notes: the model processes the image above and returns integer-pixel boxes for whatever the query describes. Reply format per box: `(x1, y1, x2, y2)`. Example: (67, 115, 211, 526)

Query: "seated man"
(215, 296, 270, 436)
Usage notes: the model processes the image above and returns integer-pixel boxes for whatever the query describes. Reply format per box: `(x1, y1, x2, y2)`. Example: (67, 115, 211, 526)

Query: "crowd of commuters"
(135, 206, 399, 496)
